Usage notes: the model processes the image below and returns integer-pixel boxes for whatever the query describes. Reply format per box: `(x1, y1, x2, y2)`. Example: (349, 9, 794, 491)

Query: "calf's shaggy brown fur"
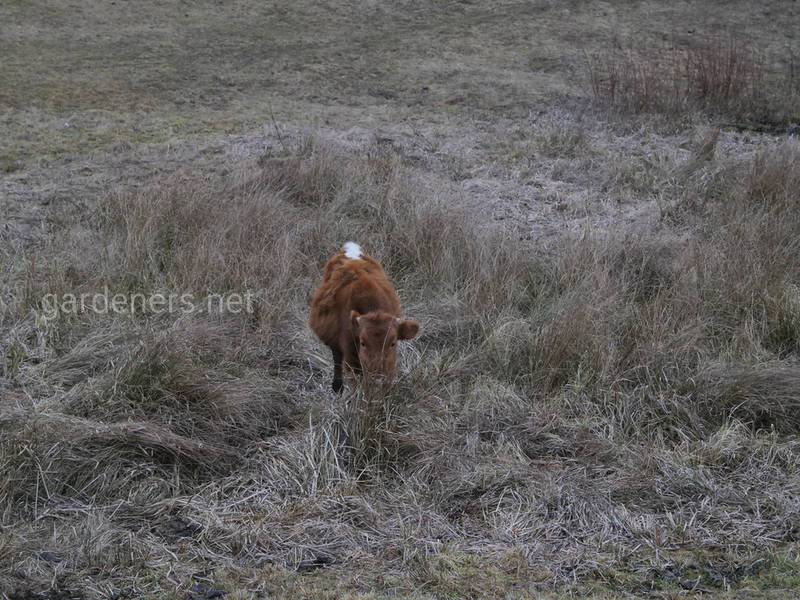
(310, 242, 419, 392)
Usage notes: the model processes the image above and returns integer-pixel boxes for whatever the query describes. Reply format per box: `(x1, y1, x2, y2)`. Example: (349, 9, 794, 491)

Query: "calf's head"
(351, 310, 419, 382)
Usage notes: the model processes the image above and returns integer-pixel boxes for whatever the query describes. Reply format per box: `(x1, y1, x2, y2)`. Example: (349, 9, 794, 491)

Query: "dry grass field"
(2, 1, 800, 598)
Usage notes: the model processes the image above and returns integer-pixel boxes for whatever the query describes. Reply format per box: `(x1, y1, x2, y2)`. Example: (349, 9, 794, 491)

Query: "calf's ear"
(351, 310, 362, 332)
(397, 318, 420, 340)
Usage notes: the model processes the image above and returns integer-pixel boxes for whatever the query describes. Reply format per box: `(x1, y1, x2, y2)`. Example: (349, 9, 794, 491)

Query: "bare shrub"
(587, 35, 794, 123)
(588, 46, 686, 114)
(685, 36, 763, 110)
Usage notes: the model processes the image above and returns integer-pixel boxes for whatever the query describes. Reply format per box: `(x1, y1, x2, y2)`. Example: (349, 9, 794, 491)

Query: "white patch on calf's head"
(343, 241, 362, 260)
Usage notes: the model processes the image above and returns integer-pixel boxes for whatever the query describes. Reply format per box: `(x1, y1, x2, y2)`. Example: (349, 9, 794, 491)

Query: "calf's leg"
(331, 347, 344, 393)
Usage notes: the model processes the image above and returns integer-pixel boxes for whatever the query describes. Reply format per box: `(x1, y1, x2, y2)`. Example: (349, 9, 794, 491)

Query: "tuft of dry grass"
(691, 363, 800, 433)
(745, 142, 800, 209)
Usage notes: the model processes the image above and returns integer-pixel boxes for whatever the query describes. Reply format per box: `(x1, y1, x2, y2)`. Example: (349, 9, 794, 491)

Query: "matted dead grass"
(2, 138, 800, 597)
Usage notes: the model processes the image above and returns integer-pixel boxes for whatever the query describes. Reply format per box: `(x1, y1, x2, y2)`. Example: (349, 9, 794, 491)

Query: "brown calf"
(309, 242, 419, 392)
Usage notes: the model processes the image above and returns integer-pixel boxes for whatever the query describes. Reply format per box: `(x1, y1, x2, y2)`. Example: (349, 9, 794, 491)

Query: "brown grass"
(3, 138, 800, 597)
